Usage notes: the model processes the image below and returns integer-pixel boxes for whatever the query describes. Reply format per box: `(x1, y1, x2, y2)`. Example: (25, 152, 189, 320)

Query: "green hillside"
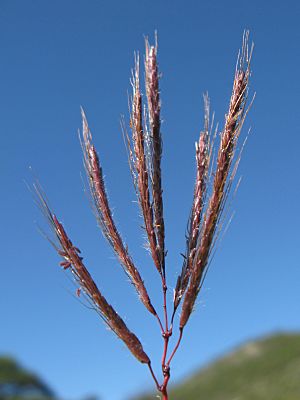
(136, 332, 300, 400)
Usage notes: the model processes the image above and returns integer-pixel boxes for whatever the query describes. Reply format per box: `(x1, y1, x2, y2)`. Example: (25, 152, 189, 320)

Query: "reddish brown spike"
(173, 95, 211, 315)
(80, 109, 157, 317)
(180, 32, 252, 329)
(145, 38, 166, 277)
(129, 53, 161, 272)
(35, 188, 150, 365)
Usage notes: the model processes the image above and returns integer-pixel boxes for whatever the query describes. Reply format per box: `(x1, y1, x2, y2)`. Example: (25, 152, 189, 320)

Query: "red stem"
(162, 276, 169, 331)
(160, 369, 170, 400)
(170, 307, 176, 331)
(161, 275, 171, 369)
(160, 275, 172, 398)
(161, 335, 169, 369)
(147, 362, 160, 391)
(167, 328, 183, 367)
(148, 268, 178, 399)
(155, 313, 165, 334)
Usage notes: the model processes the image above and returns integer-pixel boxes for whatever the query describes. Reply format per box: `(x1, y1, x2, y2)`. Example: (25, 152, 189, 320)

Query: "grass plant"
(34, 31, 253, 399)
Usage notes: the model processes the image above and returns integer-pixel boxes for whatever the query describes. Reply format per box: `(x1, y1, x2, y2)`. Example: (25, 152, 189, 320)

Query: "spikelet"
(34, 186, 150, 364)
(145, 37, 166, 277)
(80, 110, 157, 316)
(128, 54, 161, 271)
(173, 95, 211, 311)
(180, 32, 253, 328)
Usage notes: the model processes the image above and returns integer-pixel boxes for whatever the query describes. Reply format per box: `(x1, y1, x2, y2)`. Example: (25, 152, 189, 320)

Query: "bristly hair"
(33, 183, 150, 364)
(80, 109, 157, 317)
(126, 53, 161, 272)
(173, 94, 212, 313)
(124, 38, 166, 278)
(144, 36, 166, 278)
(180, 31, 253, 328)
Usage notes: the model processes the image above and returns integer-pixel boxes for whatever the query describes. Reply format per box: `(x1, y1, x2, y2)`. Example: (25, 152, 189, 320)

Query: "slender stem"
(170, 307, 177, 331)
(161, 334, 169, 369)
(162, 276, 169, 331)
(160, 367, 170, 400)
(167, 328, 183, 367)
(148, 264, 172, 397)
(155, 313, 165, 334)
(161, 275, 171, 370)
(147, 362, 160, 391)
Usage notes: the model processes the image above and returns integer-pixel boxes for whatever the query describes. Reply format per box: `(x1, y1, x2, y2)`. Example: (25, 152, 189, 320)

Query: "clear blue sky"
(0, 1, 299, 399)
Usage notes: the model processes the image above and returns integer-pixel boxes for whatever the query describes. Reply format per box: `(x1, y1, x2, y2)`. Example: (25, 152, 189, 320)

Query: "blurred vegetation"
(135, 333, 300, 400)
(0, 356, 100, 400)
(3, 333, 300, 399)
(0, 356, 54, 400)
